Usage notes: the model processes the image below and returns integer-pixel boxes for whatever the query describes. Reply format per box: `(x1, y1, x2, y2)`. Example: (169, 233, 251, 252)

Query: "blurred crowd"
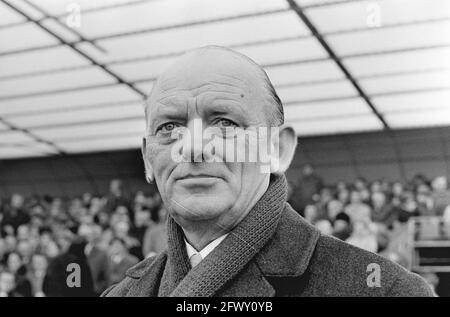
(288, 164, 450, 295)
(288, 165, 450, 253)
(0, 179, 167, 297)
(1, 168, 450, 297)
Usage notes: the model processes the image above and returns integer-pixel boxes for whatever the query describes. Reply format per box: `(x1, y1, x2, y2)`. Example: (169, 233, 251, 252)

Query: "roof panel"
(306, 0, 450, 34)
(266, 60, 345, 86)
(0, 130, 36, 144)
(343, 46, 450, 78)
(32, 118, 146, 141)
(289, 113, 383, 136)
(109, 56, 177, 82)
(74, 0, 288, 39)
(277, 80, 357, 103)
(0, 85, 141, 116)
(0, 1, 26, 26)
(0, 144, 57, 159)
(386, 108, 450, 129)
(373, 90, 450, 113)
(7, 102, 143, 128)
(0, 67, 116, 99)
(284, 97, 370, 121)
(0, 122, 8, 131)
(295, 0, 350, 7)
(360, 70, 450, 95)
(0, 46, 89, 79)
(27, 0, 144, 16)
(76, 11, 308, 63)
(0, 23, 58, 54)
(58, 135, 142, 153)
(327, 20, 450, 56)
(237, 37, 327, 65)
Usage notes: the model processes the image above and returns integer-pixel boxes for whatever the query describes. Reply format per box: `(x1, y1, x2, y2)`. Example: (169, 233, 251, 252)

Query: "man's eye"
(156, 122, 181, 133)
(214, 118, 238, 128)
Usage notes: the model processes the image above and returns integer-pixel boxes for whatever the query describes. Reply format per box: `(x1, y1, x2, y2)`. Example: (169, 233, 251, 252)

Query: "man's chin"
(169, 195, 231, 221)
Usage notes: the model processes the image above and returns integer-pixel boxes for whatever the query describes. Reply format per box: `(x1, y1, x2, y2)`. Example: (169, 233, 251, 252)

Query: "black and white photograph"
(0, 0, 450, 300)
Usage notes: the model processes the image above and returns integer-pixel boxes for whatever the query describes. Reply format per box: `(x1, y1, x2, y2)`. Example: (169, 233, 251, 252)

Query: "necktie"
(189, 253, 202, 268)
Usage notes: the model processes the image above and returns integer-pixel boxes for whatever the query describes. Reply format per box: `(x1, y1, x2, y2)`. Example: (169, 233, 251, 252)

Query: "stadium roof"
(0, 0, 449, 159)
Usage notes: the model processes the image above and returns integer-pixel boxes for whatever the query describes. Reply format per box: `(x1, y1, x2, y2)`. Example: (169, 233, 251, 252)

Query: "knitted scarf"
(158, 173, 288, 297)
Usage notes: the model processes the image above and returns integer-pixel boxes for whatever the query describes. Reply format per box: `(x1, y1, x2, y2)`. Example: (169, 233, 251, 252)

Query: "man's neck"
(182, 223, 228, 251)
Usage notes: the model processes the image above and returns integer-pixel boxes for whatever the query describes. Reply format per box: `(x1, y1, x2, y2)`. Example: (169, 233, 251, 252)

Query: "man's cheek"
(149, 145, 177, 176)
(146, 143, 168, 162)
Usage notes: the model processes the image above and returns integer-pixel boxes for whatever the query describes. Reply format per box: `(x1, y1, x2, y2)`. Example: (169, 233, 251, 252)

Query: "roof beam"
(286, 0, 390, 130)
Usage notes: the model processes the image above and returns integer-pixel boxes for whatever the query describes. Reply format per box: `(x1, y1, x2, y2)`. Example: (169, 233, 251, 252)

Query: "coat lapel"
(254, 203, 321, 296)
(216, 262, 276, 297)
(124, 252, 167, 296)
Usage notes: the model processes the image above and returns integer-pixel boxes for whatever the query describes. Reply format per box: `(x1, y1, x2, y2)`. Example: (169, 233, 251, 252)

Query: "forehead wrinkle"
(154, 91, 187, 105)
(207, 99, 248, 118)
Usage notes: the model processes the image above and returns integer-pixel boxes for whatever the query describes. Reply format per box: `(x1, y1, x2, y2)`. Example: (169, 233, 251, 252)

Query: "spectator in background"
(28, 253, 48, 297)
(0, 271, 17, 297)
(332, 212, 352, 241)
(130, 207, 152, 256)
(5, 252, 32, 297)
(416, 183, 434, 216)
(315, 187, 334, 221)
(113, 220, 141, 260)
(371, 191, 398, 229)
(354, 177, 370, 203)
(391, 181, 404, 208)
(370, 180, 383, 193)
(327, 199, 344, 222)
(43, 237, 94, 297)
(346, 221, 378, 253)
(109, 238, 139, 285)
(303, 204, 319, 224)
(110, 205, 131, 227)
(397, 191, 421, 223)
(345, 190, 372, 225)
(103, 179, 131, 216)
(337, 187, 350, 206)
(288, 164, 323, 215)
(431, 176, 450, 216)
(142, 206, 168, 258)
(78, 223, 111, 296)
(2, 194, 30, 233)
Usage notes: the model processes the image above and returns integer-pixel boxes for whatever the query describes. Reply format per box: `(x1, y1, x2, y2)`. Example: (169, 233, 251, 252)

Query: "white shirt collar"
(184, 233, 229, 261)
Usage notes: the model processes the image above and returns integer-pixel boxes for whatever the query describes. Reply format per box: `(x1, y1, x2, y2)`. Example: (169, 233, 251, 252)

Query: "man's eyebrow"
(206, 99, 247, 117)
(147, 104, 186, 126)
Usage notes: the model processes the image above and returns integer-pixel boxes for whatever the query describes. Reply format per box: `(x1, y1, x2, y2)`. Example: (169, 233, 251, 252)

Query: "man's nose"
(179, 119, 210, 162)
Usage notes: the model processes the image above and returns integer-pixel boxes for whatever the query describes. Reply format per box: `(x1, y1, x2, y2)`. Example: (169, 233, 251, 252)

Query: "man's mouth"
(176, 174, 222, 185)
(177, 173, 222, 180)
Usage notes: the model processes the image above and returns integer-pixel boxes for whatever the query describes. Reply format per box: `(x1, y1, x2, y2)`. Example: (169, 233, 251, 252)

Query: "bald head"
(146, 46, 283, 127)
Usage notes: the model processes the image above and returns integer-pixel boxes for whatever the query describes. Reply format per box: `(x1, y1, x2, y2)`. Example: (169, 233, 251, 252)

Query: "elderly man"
(103, 46, 432, 297)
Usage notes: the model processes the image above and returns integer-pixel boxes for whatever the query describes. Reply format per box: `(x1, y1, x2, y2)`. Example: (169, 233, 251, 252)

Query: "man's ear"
(270, 125, 298, 175)
(141, 138, 154, 183)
